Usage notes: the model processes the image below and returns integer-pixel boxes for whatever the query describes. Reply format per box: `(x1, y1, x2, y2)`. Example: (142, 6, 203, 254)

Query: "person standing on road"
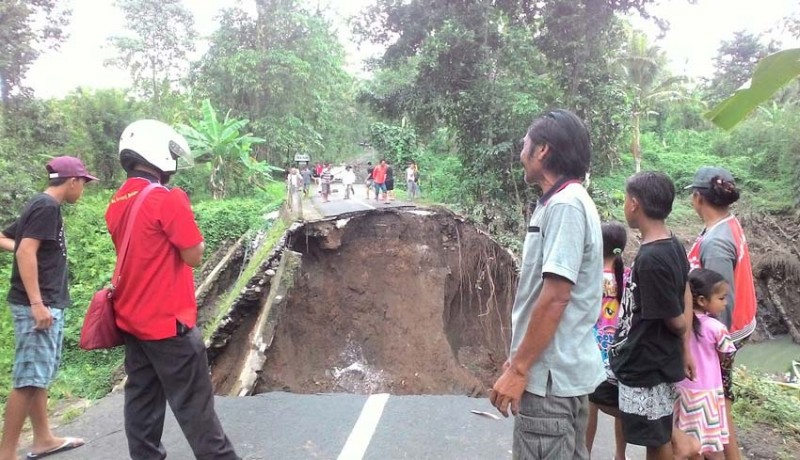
(300, 166, 313, 198)
(365, 162, 374, 199)
(490, 109, 605, 460)
(106, 120, 239, 460)
(405, 161, 419, 202)
(372, 159, 388, 203)
(342, 165, 356, 200)
(286, 168, 303, 211)
(385, 161, 395, 201)
(607, 172, 695, 460)
(686, 166, 756, 460)
(586, 221, 628, 460)
(320, 163, 334, 202)
(0, 157, 95, 460)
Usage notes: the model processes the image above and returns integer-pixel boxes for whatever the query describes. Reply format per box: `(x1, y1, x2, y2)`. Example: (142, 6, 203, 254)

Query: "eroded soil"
(254, 210, 517, 396)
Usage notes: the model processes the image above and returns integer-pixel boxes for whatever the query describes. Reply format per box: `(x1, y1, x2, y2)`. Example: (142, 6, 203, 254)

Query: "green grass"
(733, 367, 800, 436)
(203, 218, 288, 340)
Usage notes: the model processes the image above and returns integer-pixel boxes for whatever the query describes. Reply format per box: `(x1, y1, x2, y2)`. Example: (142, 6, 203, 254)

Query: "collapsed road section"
(207, 208, 518, 397)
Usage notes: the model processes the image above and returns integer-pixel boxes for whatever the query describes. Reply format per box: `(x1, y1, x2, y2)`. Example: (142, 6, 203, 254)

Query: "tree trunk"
(766, 277, 800, 344)
(631, 113, 642, 173)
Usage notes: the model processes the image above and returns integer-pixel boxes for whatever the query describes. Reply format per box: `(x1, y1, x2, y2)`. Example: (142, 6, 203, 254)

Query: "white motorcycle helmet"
(119, 119, 193, 176)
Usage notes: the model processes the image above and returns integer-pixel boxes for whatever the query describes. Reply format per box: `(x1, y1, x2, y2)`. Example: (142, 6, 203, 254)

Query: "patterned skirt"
(675, 387, 729, 453)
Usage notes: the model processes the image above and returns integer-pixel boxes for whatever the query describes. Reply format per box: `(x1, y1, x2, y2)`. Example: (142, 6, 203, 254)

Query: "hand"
(490, 363, 528, 417)
(31, 303, 53, 331)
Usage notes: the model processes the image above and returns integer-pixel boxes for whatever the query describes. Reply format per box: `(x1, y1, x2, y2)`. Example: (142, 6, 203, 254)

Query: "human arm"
(161, 188, 205, 268)
(16, 237, 53, 330)
(180, 242, 205, 267)
(701, 237, 736, 328)
(681, 282, 696, 380)
(665, 309, 688, 337)
(0, 231, 14, 252)
(490, 275, 572, 417)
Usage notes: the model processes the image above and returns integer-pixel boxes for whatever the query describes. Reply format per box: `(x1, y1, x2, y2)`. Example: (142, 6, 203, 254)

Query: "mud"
(246, 209, 517, 396)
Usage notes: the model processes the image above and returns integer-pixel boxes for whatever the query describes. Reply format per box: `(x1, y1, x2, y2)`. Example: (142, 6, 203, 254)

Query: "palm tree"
(619, 31, 686, 172)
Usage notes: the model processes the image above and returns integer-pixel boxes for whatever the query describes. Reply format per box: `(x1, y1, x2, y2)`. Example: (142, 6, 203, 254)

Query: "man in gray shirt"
(491, 109, 605, 460)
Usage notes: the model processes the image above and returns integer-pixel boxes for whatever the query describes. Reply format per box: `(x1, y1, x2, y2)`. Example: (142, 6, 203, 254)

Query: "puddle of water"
(736, 335, 800, 375)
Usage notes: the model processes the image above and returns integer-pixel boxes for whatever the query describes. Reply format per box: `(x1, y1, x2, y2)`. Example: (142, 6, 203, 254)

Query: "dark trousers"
(123, 328, 238, 460)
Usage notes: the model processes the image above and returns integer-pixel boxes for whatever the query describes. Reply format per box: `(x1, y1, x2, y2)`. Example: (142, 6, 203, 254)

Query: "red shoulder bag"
(79, 183, 158, 350)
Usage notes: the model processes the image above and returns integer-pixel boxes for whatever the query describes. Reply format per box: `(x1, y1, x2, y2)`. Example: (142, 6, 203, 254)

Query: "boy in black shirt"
(607, 172, 694, 460)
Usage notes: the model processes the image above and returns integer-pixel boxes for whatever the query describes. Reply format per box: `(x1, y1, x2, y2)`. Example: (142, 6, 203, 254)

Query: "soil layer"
(255, 210, 517, 396)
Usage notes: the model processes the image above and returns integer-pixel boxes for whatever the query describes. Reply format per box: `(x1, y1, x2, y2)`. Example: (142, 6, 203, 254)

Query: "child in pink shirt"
(675, 268, 737, 458)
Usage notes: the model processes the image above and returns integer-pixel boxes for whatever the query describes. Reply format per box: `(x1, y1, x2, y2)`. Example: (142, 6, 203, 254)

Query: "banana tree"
(177, 99, 278, 198)
(706, 48, 800, 130)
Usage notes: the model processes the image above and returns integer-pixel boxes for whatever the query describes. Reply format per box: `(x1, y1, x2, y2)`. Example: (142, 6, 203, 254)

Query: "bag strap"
(111, 183, 160, 287)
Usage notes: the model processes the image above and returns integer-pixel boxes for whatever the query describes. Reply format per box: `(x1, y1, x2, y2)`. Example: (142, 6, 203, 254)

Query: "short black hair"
(526, 109, 592, 179)
(626, 171, 675, 220)
(695, 176, 740, 207)
(48, 177, 70, 187)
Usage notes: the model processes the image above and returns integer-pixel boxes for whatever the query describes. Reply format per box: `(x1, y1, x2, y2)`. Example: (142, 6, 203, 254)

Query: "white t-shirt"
(342, 170, 356, 185)
(406, 167, 416, 181)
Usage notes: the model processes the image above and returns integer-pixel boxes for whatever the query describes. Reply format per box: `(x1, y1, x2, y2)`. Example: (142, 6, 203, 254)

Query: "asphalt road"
(309, 183, 415, 217)
(47, 392, 643, 460)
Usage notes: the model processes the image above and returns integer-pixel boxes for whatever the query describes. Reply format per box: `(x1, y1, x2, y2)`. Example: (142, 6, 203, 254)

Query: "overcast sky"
(24, 0, 800, 98)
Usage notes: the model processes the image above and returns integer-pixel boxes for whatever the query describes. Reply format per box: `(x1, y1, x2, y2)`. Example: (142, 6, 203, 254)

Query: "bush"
(733, 368, 800, 436)
(193, 182, 284, 254)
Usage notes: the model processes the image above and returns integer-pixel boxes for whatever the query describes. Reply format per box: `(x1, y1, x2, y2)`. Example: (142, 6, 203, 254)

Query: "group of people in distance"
(490, 109, 755, 460)
(365, 159, 420, 203)
(288, 159, 421, 206)
(0, 120, 240, 460)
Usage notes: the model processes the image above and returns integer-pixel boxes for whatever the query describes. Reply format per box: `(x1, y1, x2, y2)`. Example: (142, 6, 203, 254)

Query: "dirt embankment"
(741, 213, 800, 343)
(247, 209, 518, 396)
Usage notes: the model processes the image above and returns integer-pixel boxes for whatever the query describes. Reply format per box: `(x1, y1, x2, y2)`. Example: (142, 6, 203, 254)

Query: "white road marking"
(337, 393, 390, 460)
(351, 184, 376, 210)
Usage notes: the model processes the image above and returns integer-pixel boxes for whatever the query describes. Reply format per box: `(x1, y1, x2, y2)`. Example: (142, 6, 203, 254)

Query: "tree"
(618, 30, 686, 172)
(705, 31, 777, 105)
(0, 0, 70, 106)
(191, 4, 361, 166)
(177, 99, 275, 199)
(107, 0, 196, 114)
(60, 89, 146, 186)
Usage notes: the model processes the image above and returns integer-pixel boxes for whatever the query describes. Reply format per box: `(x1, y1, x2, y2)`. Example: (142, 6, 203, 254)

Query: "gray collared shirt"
(510, 183, 605, 397)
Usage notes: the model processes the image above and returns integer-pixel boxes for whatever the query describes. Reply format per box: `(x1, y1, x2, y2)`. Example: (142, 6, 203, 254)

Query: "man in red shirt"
(371, 159, 389, 203)
(106, 120, 239, 460)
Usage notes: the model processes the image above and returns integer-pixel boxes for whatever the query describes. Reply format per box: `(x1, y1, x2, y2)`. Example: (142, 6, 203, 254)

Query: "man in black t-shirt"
(0, 156, 96, 459)
(603, 172, 696, 459)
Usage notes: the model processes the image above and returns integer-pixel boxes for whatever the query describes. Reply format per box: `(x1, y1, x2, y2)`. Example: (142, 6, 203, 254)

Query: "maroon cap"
(46, 156, 98, 182)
